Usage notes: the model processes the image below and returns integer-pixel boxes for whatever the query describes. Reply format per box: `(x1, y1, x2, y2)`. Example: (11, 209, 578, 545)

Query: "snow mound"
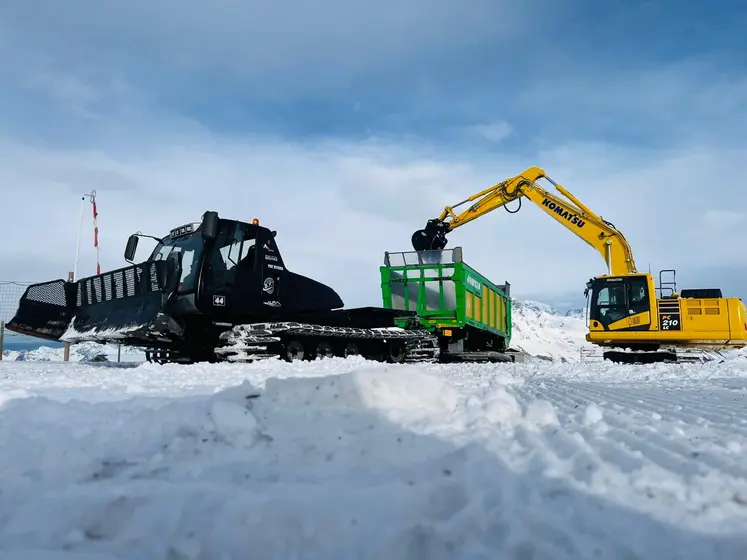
(0, 367, 471, 557)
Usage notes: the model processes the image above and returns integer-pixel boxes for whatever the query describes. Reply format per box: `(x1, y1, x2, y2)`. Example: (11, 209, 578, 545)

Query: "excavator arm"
(411, 166, 638, 276)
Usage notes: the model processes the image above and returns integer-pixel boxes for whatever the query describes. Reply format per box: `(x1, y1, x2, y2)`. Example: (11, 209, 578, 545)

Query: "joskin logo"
(466, 274, 482, 294)
(541, 198, 586, 228)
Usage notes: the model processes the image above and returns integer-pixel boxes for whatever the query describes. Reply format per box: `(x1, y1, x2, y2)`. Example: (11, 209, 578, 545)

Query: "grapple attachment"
(6, 259, 184, 346)
(411, 219, 450, 252)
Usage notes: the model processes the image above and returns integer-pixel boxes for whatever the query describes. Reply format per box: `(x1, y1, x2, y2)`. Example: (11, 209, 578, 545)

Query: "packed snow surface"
(1, 355, 747, 559)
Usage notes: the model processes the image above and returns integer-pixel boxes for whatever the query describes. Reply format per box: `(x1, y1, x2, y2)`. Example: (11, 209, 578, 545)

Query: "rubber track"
(214, 321, 441, 363)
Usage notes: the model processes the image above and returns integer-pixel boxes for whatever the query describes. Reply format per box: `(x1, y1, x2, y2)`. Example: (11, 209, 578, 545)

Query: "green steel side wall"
(379, 260, 512, 344)
(454, 261, 512, 341)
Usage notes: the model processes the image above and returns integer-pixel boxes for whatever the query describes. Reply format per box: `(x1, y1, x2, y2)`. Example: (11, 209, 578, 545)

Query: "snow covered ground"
(1, 355, 746, 559)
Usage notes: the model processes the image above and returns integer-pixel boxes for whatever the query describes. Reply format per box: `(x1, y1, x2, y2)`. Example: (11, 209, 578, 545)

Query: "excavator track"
(214, 321, 441, 363)
(601, 347, 724, 364)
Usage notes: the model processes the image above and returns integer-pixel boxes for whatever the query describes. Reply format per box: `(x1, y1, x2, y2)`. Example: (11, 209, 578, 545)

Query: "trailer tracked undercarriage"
(214, 322, 440, 363)
(143, 322, 441, 364)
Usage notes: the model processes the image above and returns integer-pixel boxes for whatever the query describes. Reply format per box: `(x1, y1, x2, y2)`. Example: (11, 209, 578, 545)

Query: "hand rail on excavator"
(411, 166, 638, 276)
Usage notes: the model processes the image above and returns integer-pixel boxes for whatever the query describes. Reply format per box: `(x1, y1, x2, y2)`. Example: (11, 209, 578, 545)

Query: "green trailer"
(380, 247, 520, 362)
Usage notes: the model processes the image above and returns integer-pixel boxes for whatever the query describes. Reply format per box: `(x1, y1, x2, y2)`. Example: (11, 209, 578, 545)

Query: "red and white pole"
(91, 190, 101, 275)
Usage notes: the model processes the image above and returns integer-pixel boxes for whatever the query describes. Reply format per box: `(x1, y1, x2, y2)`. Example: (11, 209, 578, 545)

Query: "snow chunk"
(583, 403, 604, 425)
(480, 386, 523, 427)
(726, 441, 742, 454)
(524, 399, 559, 428)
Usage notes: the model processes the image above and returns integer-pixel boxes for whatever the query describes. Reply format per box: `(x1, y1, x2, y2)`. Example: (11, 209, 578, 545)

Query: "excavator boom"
(412, 166, 637, 276)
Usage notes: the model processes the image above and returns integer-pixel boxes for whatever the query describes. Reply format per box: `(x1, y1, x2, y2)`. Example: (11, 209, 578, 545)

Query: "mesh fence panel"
(0, 279, 130, 362)
(0, 281, 34, 334)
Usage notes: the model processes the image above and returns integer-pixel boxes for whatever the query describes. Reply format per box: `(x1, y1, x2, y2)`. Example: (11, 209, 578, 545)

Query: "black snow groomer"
(6, 211, 439, 365)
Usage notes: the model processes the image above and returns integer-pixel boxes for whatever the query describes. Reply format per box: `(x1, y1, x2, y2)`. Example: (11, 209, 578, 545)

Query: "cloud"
(680, 264, 747, 301)
(3, 126, 745, 308)
(515, 56, 747, 148)
(703, 210, 745, 228)
(469, 121, 512, 142)
(1, 0, 746, 312)
(0, 132, 476, 305)
(0, 1, 526, 86)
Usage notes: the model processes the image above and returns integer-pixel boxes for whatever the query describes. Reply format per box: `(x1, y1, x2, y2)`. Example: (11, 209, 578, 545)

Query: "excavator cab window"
(594, 282, 628, 325)
(628, 277, 649, 313)
(589, 276, 651, 328)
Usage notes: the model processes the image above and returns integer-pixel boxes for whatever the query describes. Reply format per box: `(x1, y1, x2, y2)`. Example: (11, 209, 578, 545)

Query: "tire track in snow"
(510, 382, 645, 478)
(596, 385, 747, 430)
(545, 379, 747, 441)
(499, 376, 747, 539)
(506, 386, 614, 487)
(510, 378, 747, 483)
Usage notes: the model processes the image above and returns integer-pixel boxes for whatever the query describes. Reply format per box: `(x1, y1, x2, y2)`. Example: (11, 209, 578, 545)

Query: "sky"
(1, 0, 746, 312)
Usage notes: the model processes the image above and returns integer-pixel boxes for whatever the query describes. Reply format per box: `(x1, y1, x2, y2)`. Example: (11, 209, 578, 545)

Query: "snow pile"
(510, 299, 593, 362)
(1, 358, 746, 558)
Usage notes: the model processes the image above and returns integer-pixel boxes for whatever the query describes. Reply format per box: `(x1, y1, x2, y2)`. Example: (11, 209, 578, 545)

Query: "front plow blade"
(61, 260, 183, 345)
(5, 279, 76, 341)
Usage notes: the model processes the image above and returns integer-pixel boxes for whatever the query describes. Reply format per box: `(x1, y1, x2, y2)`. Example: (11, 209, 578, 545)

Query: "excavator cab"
(585, 274, 654, 332)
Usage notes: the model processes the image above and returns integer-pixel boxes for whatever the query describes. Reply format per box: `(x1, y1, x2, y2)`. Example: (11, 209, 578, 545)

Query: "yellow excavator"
(411, 166, 747, 363)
